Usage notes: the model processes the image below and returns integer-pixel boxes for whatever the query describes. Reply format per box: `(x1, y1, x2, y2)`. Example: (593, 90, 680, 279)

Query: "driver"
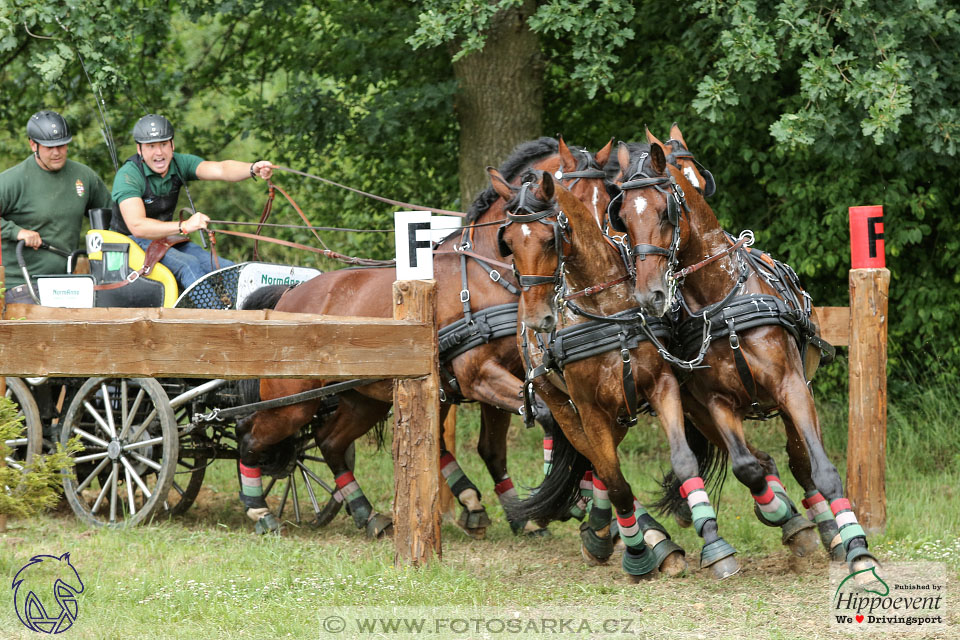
(0, 110, 113, 303)
(110, 114, 273, 289)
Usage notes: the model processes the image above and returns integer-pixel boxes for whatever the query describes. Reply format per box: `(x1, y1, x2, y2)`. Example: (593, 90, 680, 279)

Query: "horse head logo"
(12, 553, 84, 634)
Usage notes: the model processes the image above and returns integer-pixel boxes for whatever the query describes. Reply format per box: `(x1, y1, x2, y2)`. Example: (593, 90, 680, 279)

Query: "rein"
(270, 165, 467, 217)
(673, 230, 754, 280)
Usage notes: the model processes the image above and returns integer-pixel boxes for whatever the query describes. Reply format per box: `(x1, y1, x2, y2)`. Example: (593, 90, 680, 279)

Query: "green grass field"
(2, 379, 958, 639)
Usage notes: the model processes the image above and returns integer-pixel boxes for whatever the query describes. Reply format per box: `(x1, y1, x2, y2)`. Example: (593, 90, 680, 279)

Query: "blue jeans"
(131, 237, 234, 290)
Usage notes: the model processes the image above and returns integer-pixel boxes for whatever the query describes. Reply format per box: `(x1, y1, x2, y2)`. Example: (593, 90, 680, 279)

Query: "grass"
(2, 385, 959, 639)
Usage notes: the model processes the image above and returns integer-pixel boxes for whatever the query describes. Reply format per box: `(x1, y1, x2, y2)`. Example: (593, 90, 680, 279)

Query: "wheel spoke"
(111, 463, 120, 523)
(91, 465, 116, 515)
(71, 427, 110, 449)
(5, 437, 28, 447)
(127, 451, 162, 472)
(299, 463, 322, 515)
(263, 476, 277, 498)
(99, 383, 118, 439)
(82, 401, 114, 440)
(278, 476, 291, 519)
(124, 465, 137, 517)
(128, 407, 159, 443)
(118, 388, 147, 441)
(290, 473, 301, 523)
(120, 456, 153, 499)
(122, 436, 164, 451)
(74, 451, 110, 464)
(299, 463, 335, 493)
(75, 457, 110, 493)
(4, 456, 24, 471)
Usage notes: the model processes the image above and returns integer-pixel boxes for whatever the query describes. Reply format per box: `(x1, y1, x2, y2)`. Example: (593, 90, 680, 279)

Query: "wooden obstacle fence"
(0, 280, 442, 566)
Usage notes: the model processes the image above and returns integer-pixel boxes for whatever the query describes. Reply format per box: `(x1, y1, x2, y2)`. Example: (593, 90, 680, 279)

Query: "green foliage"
(0, 397, 79, 521)
(2, 0, 959, 388)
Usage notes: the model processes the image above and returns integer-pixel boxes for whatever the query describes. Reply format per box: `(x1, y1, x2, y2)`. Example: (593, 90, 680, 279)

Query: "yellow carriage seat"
(85, 208, 179, 308)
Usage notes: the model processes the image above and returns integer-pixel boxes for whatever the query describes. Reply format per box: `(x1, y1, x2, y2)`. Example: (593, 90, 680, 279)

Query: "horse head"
(491, 168, 569, 333)
(615, 140, 699, 317)
(646, 123, 716, 198)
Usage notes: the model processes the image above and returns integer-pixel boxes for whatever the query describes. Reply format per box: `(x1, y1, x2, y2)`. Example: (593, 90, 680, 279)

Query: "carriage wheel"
(156, 403, 210, 517)
(264, 438, 354, 528)
(60, 377, 178, 528)
(160, 418, 208, 517)
(3, 378, 42, 471)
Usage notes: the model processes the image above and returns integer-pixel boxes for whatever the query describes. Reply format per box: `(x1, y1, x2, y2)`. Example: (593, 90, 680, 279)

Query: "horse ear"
(645, 125, 665, 148)
(595, 137, 614, 170)
(617, 141, 631, 182)
(669, 122, 688, 149)
(487, 167, 514, 200)
(650, 143, 667, 175)
(542, 171, 555, 200)
(557, 135, 577, 172)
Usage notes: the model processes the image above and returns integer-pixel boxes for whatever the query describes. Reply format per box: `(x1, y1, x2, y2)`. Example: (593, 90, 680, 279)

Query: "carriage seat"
(85, 208, 179, 307)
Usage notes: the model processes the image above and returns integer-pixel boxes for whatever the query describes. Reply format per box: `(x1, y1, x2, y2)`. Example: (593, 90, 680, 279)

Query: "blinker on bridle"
(497, 180, 570, 292)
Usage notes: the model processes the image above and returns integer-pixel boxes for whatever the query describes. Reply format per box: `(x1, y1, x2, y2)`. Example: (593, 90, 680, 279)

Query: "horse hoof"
(365, 513, 393, 539)
(457, 508, 492, 539)
(785, 525, 821, 557)
(653, 538, 687, 578)
(254, 513, 281, 535)
(708, 555, 740, 580)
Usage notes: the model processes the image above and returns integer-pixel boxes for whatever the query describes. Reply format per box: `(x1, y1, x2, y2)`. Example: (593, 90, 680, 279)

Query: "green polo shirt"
(0, 156, 112, 288)
(111, 152, 204, 206)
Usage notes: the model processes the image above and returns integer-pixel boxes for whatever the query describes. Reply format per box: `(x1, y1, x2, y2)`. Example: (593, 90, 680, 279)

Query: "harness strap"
(619, 331, 639, 423)
(726, 317, 762, 413)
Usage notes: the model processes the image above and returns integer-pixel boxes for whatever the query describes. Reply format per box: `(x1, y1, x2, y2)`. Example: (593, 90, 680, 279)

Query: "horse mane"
(466, 137, 560, 223)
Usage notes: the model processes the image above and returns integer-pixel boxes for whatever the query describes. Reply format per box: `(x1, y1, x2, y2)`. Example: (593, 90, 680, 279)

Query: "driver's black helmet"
(133, 114, 174, 144)
(27, 110, 72, 147)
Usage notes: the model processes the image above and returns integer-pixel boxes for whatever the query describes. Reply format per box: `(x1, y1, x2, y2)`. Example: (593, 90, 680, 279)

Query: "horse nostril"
(653, 291, 665, 310)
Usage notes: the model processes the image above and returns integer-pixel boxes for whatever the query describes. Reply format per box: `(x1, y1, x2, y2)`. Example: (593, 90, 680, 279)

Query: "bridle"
(664, 139, 717, 198)
(610, 151, 690, 298)
(497, 179, 571, 295)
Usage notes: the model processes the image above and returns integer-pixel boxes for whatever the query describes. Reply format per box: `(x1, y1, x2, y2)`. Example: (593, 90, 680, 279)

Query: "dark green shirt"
(0, 156, 112, 288)
(111, 152, 204, 207)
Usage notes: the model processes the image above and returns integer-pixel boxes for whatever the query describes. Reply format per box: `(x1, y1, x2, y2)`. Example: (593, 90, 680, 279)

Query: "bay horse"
(612, 140, 878, 576)
(490, 168, 692, 580)
(235, 137, 615, 538)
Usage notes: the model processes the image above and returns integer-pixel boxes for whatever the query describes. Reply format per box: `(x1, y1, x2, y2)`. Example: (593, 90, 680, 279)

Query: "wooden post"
(392, 280, 442, 566)
(439, 407, 458, 520)
(846, 268, 890, 534)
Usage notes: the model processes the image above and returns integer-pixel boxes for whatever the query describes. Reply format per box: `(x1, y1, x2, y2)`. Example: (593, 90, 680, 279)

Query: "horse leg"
(314, 391, 393, 539)
(748, 444, 820, 557)
(778, 378, 878, 573)
(607, 368, 688, 577)
(439, 404, 492, 539)
(475, 403, 549, 537)
(780, 422, 844, 560)
(676, 398, 746, 579)
(235, 383, 321, 534)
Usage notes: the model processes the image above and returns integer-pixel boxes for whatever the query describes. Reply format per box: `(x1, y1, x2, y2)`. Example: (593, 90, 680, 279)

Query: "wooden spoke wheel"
(264, 437, 354, 528)
(60, 377, 178, 527)
(3, 377, 42, 471)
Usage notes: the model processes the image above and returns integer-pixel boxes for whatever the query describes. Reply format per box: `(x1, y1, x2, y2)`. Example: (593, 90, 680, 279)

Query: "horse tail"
(240, 284, 291, 311)
(652, 417, 728, 517)
(506, 425, 591, 524)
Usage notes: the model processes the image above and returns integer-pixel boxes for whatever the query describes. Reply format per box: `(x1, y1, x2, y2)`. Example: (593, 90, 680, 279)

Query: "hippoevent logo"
(12, 553, 84, 634)
(830, 562, 947, 632)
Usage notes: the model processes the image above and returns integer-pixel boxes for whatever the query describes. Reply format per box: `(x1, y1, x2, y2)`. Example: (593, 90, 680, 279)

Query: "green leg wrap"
(699, 537, 737, 568)
(621, 544, 657, 577)
(579, 521, 613, 562)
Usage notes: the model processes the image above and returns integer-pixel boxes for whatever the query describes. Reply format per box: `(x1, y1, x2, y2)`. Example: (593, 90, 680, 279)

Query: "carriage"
(2, 209, 354, 528)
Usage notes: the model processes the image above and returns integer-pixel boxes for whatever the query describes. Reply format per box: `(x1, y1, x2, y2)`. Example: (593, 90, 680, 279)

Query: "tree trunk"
(452, 0, 543, 207)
